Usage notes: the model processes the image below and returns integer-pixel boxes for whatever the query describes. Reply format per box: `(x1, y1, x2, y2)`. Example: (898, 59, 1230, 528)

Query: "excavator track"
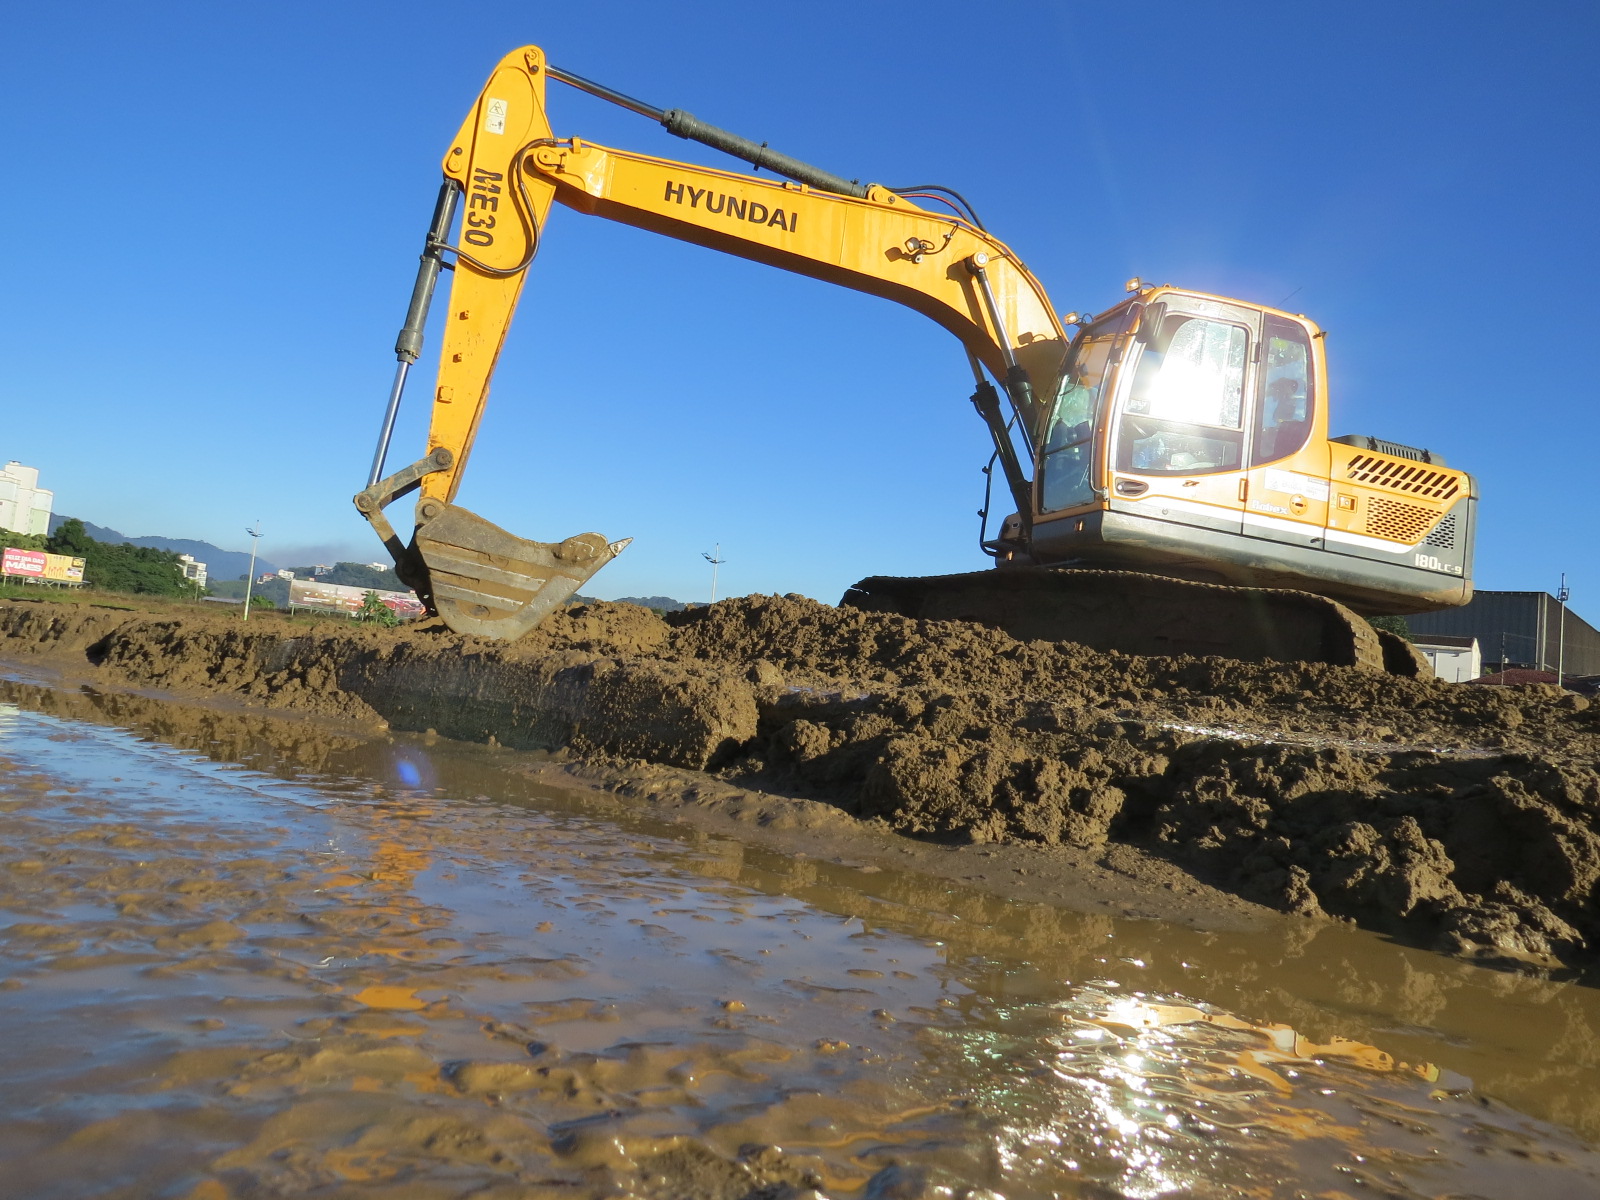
(842, 567, 1419, 675)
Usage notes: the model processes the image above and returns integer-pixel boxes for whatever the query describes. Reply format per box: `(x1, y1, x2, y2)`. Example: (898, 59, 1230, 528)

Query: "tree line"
(1, 519, 197, 596)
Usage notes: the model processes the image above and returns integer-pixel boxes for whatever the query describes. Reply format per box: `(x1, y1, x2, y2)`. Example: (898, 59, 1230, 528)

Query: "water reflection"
(2, 672, 1600, 1198)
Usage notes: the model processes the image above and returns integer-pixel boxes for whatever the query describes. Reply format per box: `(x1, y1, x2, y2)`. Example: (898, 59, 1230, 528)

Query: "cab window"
(1250, 316, 1316, 466)
(1114, 314, 1247, 475)
(1039, 309, 1128, 512)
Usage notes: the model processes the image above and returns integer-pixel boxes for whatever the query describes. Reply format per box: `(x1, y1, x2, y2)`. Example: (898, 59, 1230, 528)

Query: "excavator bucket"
(412, 505, 630, 640)
(354, 451, 629, 642)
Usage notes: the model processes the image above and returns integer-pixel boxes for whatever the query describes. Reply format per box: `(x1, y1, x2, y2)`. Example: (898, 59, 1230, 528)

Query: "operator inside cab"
(1250, 324, 1314, 464)
(1256, 376, 1310, 461)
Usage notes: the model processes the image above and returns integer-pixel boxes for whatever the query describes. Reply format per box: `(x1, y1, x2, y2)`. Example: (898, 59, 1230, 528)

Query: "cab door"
(1241, 315, 1329, 550)
(1105, 296, 1260, 540)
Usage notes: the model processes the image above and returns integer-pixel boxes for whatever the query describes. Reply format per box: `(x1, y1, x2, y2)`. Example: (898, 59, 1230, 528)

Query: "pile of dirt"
(4, 593, 1598, 970)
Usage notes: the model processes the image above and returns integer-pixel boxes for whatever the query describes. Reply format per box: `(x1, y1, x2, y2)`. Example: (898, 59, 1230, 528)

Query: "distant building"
(312, 564, 332, 576)
(276, 569, 296, 581)
(366, 561, 390, 572)
(1413, 634, 1480, 683)
(177, 554, 207, 587)
(257, 572, 278, 585)
(0, 461, 53, 537)
(1408, 590, 1600, 679)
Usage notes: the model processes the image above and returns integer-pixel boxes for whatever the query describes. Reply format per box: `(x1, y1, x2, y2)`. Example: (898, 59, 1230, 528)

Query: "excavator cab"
(1015, 287, 1475, 618)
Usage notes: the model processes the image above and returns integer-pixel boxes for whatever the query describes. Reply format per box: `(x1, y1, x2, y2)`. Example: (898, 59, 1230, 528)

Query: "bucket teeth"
(413, 505, 627, 640)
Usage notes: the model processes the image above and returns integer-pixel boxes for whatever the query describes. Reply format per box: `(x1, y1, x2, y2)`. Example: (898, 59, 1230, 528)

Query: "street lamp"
(242, 523, 263, 622)
(701, 545, 726, 604)
(1557, 573, 1571, 688)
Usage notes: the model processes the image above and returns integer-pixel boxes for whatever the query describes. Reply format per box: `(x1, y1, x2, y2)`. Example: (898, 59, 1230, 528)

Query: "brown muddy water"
(3, 673, 1600, 1199)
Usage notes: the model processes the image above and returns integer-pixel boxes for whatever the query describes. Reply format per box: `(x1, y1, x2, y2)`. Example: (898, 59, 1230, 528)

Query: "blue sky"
(2, 1, 1596, 618)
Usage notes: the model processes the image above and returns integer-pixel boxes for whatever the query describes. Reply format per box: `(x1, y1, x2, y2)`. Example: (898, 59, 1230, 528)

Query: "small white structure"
(177, 554, 207, 587)
(1415, 634, 1481, 683)
(276, 569, 296, 581)
(0, 461, 53, 537)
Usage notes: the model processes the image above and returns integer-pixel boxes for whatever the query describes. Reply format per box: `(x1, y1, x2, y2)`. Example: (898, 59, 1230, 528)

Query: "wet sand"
(4, 670, 1600, 1198)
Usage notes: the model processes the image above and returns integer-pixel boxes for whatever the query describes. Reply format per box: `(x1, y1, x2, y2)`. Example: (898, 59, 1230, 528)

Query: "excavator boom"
(354, 45, 1064, 637)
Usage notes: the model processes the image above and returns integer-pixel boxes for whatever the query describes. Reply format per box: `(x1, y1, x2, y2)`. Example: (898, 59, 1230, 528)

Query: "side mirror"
(1134, 302, 1166, 346)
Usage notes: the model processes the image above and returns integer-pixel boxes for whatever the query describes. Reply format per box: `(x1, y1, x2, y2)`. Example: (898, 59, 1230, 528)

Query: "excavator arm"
(356, 45, 1071, 639)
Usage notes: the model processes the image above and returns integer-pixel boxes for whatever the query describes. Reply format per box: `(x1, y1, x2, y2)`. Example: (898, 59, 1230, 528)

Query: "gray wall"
(1407, 590, 1600, 676)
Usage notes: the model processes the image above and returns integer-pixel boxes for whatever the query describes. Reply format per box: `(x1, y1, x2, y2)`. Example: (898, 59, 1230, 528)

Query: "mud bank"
(4, 594, 1598, 971)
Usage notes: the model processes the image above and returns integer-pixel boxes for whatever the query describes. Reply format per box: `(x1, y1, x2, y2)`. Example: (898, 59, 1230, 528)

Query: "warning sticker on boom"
(484, 98, 507, 135)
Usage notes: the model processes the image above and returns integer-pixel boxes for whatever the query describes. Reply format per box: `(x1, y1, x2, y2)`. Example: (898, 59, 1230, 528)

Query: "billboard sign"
(288, 579, 425, 620)
(3, 549, 87, 584)
(43, 554, 86, 582)
(2, 548, 47, 578)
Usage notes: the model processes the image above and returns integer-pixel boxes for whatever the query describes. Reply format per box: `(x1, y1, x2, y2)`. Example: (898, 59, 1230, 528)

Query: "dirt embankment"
(3, 594, 1597, 971)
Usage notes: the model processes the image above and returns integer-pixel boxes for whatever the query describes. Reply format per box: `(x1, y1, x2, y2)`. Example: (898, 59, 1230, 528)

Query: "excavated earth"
(3, 593, 1598, 973)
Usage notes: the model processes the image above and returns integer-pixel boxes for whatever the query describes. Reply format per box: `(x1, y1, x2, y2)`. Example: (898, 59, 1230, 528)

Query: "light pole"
(1557, 573, 1571, 688)
(701, 545, 725, 604)
(242, 523, 263, 622)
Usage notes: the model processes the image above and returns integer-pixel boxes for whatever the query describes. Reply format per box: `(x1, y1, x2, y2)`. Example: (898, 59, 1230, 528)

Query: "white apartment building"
(178, 554, 208, 587)
(0, 461, 53, 537)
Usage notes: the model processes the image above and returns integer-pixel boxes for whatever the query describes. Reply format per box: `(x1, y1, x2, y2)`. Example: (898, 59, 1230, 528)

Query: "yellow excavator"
(354, 45, 1475, 673)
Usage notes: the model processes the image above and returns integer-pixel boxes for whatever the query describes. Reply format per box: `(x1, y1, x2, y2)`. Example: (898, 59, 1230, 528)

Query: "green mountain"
(46, 515, 275, 581)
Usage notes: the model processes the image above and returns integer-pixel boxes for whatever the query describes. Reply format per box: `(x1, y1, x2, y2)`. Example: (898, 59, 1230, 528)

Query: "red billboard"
(2, 548, 47, 578)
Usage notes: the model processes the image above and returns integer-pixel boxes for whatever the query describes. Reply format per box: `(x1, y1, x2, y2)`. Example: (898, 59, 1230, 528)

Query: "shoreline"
(0, 644, 1280, 939)
(3, 592, 1596, 973)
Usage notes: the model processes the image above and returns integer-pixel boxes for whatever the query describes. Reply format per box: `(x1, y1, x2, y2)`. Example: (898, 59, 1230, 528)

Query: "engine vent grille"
(1366, 496, 1436, 544)
(1345, 454, 1461, 500)
(1423, 513, 1458, 551)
